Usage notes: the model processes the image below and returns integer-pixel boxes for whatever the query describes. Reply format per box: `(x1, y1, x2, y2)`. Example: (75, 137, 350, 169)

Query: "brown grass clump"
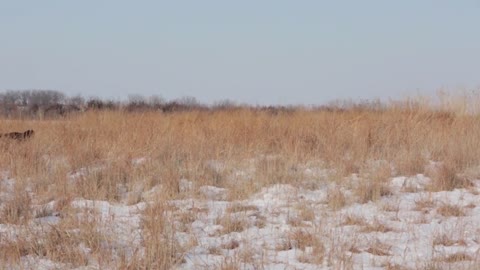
(342, 215, 368, 226)
(297, 246, 325, 265)
(298, 205, 316, 222)
(217, 213, 250, 235)
(437, 252, 473, 263)
(139, 202, 184, 269)
(217, 257, 242, 270)
(288, 229, 325, 264)
(254, 156, 301, 189)
(226, 204, 259, 213)
(0, 190, 32, 225)
(0, 208, 107, 268)
(436, 204, 466, 217)
(381, 201, 400, 212)
(366, 241, 391, 256)
(355, 161, 393, 203)
(288, 229, 323, 251)
(327, 186, 347, 210)
(361, 220, 395, 233)
(425, 163, 472, 192)
(356, 180, 392, 204)
(414, 197, 436, 212)
(220, 240, 240, 250)
(41, 225, 92, 266)
(384, 264, 410, 270)
(433, 233, 467, 247)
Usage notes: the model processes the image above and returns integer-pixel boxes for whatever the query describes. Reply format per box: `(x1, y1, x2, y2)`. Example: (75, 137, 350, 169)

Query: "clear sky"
(1, 1, 479, 105)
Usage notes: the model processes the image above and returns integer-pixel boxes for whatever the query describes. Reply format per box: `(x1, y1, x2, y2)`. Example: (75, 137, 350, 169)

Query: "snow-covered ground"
(2, 163, 480, 269)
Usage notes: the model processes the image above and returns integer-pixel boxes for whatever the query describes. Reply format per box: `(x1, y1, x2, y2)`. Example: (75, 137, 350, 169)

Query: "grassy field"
(2, 96, 480, 269)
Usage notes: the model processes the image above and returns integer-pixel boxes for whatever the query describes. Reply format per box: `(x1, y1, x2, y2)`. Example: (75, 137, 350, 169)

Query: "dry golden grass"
(342, 215, 368, 227)
(0, 190, 32, 224)
(3, 105, 480, 201)
(366, 242, 391, 256)
(216, 213, 250, 235)
(384, 264, 410, 270)
(297, 204, 316, 222)
(220, 239, 240, 250)
(140, 201, 185, 269)
(217, 256, 242, 270)
(437, 252, 473, 263)
(297, 246, 325, 265)
(433, 233, 467, 247)
(361, 220, 395, 233)
(3, 97, 480, 267)
(327, 186, 347, 210)
(226, 204, 259, 213)
(288, 229, 322, 251)
(288, 228, 325, 264)
(0, 208, 106, 268)
(414, 196, 436, 212)
(437, 204, 466, 217)
(356, 161, 393, 203)
(425, 163, 473, 191)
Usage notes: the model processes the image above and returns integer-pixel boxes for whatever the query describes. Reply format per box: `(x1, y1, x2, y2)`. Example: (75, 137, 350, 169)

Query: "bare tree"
(2, 90, 21, 105)
(67, 95, 86, 107)
(29, 90, 65, 107)
(176, 96, 198, 106)
(148, 95, 165, 108)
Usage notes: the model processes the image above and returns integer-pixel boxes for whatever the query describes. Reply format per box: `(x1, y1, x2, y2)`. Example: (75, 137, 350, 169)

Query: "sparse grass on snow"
(3, 96, 480, 269)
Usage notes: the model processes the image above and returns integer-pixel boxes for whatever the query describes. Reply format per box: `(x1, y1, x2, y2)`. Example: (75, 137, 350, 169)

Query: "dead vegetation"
(2, 93, 480, 268)
(437, 204, 466, 217)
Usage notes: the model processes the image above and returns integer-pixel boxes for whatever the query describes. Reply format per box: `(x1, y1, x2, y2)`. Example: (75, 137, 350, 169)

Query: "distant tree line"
(0, 90, 230, 118)
(0, 89, 391, 119)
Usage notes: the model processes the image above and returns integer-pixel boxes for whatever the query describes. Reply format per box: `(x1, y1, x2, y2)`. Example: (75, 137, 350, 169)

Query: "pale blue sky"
(1, 1, 479, 105)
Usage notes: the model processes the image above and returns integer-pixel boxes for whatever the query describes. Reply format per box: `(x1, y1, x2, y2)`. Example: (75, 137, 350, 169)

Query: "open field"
(2, 98, 480, 269)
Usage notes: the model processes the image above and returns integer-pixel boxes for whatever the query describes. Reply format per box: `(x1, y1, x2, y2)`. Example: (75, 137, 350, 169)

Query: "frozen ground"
(2, 164, 480, 269)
